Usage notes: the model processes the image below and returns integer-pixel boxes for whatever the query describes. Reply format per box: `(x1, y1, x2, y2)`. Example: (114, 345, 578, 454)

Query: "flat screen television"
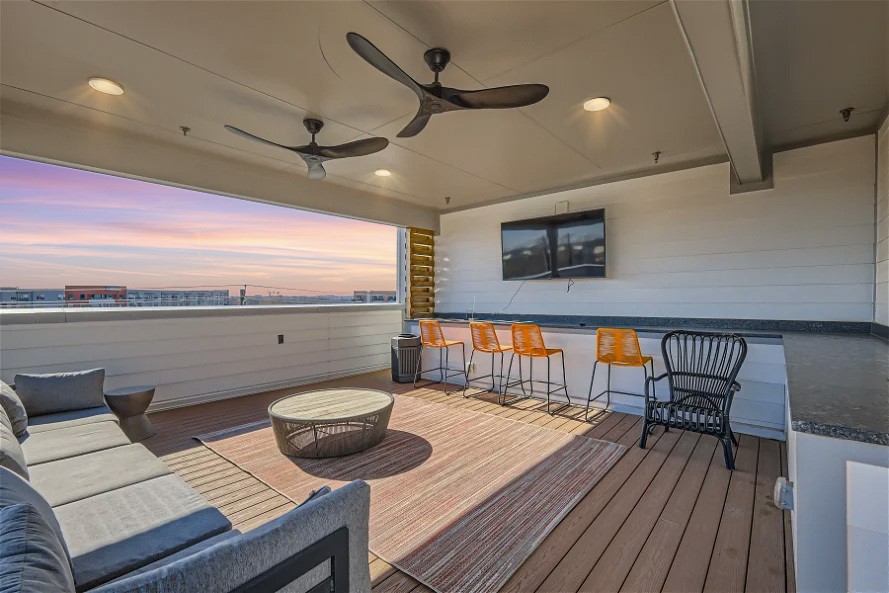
(501, 209, 605, 280)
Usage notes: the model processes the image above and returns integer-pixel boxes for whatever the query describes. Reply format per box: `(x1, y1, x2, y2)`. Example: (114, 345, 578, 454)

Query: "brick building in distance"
(64, 286, 127, 307)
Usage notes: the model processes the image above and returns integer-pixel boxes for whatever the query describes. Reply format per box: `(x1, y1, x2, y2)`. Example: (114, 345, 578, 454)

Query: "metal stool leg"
(413, 344, 423, 388)
(462, 349, 476, 397)
(606, 364, 612, 407)
(528, 356, 534, 397)
(546, 356, 552, 415)
(546, 352, 570, 415)
(461, 344, 467, 390)
(443, 347, 450, 393)
(561, 352, 570, 405)
(503, 352, 516, 405)
(518, 356, 526, 394)
(586, 360, 599, 421)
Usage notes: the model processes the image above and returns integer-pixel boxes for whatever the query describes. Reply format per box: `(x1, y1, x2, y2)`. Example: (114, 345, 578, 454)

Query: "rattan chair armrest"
(644, 373, 669, 402)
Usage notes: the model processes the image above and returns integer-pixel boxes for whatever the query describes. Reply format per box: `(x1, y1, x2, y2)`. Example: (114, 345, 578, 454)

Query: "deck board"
(144, 370, 793, 593)
(746, 439, 786, 593)
(702, 436, 759, 593)
(580, 435, 716, 592)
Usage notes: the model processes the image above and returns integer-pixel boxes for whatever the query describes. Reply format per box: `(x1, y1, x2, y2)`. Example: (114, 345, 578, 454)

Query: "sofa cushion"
(0, 467, 70, 560)
(0, 406, 29, 479)
(112, 487, 329, 583)
(89, 480, 370, 593)
(0, 378, 28, 436)
(27, 405, 119, 433)
(54, 474, 232, 590)
(21, 421, 131, 466)
(0, 504, 76, 593)
(14, 369, 105, 417)
(29, 443, 172, 507)
(106, 530, 242, 582)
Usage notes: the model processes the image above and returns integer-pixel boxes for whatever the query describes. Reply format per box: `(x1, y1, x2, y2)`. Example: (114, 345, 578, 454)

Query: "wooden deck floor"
(145, 370, 794, 593)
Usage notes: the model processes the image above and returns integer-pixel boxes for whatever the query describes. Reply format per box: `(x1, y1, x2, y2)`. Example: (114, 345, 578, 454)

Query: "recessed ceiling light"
(88, 77, 124, 95)
(374, 169, 391, 177)
(583, 97, 611, 112)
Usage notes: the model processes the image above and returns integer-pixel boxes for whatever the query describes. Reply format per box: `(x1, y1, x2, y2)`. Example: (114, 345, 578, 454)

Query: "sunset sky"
(0, 156, 397, 295)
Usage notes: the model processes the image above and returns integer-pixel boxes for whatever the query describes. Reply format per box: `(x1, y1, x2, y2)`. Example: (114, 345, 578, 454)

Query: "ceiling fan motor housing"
(303, 118, 324, 135)
(423, 48, 451, 73)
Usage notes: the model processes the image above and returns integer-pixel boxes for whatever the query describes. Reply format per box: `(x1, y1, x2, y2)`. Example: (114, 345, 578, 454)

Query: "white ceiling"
(0, 0, 886, 218)
(749, 0, 888, 149)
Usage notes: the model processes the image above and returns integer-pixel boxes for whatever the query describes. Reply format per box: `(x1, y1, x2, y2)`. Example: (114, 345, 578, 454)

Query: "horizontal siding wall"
(877, 117, 888, 325)
(0, 306, 402, 410)
(436, 136, 876, 321)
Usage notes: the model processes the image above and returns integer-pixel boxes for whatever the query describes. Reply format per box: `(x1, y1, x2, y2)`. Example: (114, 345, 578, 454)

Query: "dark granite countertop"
(782, 333, 888, 446)
(412, 317, 784, 342)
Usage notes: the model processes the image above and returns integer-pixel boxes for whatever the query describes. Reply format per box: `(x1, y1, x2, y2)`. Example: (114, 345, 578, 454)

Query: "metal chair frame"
(502, 350, 571, 413)
(231, 526, 349, 593)
(585, 357, 656, 420)
(640, 330, 748, 469)
(462, 349, 511, 400)
(413, 342, 467, 394)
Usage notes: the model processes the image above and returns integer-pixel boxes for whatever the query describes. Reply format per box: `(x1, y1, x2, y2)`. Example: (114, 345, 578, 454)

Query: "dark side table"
(105, 385, 157, 441)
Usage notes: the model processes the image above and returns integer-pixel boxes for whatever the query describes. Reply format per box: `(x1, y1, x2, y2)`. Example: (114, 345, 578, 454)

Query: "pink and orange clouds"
(0, 156, 397, 294)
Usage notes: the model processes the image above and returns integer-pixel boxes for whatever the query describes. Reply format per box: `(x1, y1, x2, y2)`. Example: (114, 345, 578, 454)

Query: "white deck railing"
(0, 304, 403, 410)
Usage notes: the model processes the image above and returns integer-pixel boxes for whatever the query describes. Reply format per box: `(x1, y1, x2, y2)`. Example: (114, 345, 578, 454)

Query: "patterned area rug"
(196, 395, 625, 593)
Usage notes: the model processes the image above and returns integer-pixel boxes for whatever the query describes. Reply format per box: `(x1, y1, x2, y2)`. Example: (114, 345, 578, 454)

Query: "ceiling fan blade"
(396, 112, 432, 138)
(347, 32, 422, 96)
(318, 137, 389, 159)
(449, 84, 549, 109)
(306, 162, 327, 180)
(224, 125, 292, 150)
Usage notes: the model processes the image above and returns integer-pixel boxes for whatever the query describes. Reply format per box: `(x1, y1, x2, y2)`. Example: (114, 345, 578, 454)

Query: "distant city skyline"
(0, 156, 397, 295)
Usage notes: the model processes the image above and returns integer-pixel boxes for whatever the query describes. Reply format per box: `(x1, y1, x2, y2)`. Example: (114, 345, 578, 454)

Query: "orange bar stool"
(413, 319, 467, 394)
(585, 327, 654, 421)
(504, 323, 571, 414)
(463, 321, 513, 402)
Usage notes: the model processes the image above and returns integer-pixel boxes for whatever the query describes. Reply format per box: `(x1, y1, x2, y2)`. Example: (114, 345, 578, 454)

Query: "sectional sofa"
(0, 369, 371, 593)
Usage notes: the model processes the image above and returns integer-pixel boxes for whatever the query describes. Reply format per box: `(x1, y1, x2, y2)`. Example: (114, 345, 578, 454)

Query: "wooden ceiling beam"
(671, 0, 772, 192)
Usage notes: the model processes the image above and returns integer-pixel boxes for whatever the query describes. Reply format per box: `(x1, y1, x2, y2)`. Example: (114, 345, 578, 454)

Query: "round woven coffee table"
(268, 388, 394, 458)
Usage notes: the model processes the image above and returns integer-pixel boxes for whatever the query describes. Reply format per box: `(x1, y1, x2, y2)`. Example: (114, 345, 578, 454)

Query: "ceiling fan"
(346, 32, 549, 138)
(224, 118, 388, 180)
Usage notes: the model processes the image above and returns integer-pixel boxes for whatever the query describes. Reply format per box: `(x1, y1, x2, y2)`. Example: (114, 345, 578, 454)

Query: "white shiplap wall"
(876, 117, 889, 325)
(436, 136, 876, 321)
(0, 305, 402, 410)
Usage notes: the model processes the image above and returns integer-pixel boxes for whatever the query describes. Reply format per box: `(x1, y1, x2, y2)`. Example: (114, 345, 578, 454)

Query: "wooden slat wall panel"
(407, 227, 435, 318)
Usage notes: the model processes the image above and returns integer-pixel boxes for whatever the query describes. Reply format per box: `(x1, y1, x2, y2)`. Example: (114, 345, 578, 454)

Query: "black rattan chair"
(640, 330, 748, 469)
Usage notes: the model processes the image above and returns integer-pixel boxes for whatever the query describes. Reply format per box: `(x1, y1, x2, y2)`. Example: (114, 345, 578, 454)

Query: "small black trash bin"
(391, 334, 421, 383)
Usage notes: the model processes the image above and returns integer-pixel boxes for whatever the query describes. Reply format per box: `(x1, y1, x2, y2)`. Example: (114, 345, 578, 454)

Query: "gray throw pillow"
(0, 504, 76, 593)
(0, 407, 29, 480)
(14, 369, 105, 417)
(0, 379, 27, 437)
(0, 467, 70, 560)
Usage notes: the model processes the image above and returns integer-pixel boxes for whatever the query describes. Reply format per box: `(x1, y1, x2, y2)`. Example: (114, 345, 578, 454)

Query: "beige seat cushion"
(55, 474, 231, 590)
(21, 421, 131, 466)
(27, 406, 119, 434)
(29, 444, 171, 507)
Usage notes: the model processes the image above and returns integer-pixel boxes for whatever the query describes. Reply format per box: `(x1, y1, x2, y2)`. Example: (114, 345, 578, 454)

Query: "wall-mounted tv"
(501, 209, 605, 280)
